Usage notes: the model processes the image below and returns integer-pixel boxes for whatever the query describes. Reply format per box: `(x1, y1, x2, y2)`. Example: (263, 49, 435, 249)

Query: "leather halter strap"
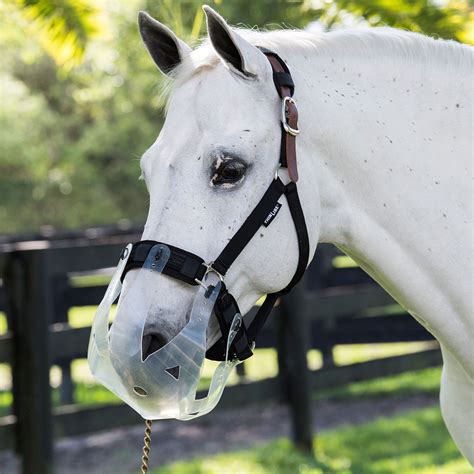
(121, 49, 310, 361)
(261, 47, 299, 182)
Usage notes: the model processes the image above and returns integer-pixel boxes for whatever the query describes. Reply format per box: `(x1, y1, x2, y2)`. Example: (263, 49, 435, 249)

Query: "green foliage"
(12, 0, 105, 67)
(1, 1, 155, 232)
(330, 0, 473, 44)
(0, 1, 471, 234)
(155, 407, 470, 473)
(167, 0, 472, 44)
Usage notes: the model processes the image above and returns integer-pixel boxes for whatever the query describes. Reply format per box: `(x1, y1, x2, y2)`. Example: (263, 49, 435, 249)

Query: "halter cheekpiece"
(121, 49, 310, 362)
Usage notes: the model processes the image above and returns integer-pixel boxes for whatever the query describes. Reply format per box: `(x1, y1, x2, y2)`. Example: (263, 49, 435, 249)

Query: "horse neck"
(289, 34, 472, 369)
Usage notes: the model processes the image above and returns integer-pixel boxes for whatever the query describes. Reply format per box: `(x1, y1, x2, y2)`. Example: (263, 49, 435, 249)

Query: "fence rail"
(0, 231, 438, 473)
(0, 286, 433, 366)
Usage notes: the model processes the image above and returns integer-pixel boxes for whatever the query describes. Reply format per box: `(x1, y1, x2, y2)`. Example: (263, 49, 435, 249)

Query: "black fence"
(0, 228, 439, 474)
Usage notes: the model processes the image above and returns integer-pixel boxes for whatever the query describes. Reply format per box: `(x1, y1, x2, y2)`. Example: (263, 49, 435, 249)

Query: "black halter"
(121, 50, 310, 361)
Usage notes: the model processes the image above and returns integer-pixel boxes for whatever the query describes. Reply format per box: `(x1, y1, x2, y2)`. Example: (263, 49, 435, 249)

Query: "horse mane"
(168, 26, 472, 91)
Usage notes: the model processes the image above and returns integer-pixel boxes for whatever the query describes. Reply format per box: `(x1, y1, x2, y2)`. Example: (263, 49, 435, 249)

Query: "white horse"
(130, 6, 473, 463)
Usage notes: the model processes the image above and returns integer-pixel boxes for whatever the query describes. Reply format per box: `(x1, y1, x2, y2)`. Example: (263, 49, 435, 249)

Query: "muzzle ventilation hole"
(133, 386, 148, 397)
(165, 365, 180, 380)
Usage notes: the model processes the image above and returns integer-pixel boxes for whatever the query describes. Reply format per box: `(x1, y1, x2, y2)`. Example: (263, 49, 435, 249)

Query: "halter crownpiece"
(88, 50, 310, 419)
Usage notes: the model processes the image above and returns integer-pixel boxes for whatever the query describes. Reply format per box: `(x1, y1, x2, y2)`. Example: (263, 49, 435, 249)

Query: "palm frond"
(15, 0, 106, 68)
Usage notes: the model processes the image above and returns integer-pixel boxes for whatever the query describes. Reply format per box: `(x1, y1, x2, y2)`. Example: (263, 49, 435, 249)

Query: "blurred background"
(0, 1, 472, 473)
(0, 0, 472, 235)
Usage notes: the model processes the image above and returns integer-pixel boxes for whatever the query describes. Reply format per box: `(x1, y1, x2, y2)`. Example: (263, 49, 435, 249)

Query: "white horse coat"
(133, 8, 473, 463)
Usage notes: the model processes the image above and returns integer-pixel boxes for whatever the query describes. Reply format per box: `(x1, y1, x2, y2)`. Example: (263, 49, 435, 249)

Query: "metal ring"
(194, 262, 224, 291)
(203, 262, 225, 283)
(121, 246, 130, 260)
(274, 165, 291, 185)
(194, 278, 208, 290)
(274, 164, 281, 181)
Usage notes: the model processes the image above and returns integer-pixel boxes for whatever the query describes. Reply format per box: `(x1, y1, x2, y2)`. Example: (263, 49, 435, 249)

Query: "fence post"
(53, 274, 74, 405)
(277, 282, 313, 453)
(320, 319, 335, 368)
(236, 361, 246, 379)
(5, 250, 54, 474)
(305, 246, 334, 368)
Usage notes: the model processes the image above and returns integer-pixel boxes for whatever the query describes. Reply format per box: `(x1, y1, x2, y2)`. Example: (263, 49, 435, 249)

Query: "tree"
(0, 0, 471, 234)
(9, 0, 105, 68)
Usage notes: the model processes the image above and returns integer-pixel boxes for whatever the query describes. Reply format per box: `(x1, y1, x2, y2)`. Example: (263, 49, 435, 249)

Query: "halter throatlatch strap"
(280, 181, 310, 293)
(120, 48, 310, 362)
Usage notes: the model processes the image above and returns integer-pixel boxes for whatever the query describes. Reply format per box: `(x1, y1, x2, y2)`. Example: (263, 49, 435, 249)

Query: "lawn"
(154, 407, 471, 474)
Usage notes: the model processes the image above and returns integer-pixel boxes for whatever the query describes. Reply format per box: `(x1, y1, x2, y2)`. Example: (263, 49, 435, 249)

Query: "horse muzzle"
(87, 243, 242, 420)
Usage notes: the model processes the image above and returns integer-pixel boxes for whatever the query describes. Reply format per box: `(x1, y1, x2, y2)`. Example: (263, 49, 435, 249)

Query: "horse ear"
(138, 11, 191, 76)
(203, 5, 267, 78)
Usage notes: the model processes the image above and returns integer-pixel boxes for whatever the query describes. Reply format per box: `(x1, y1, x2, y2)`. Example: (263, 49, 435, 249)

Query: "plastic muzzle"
(88, 243, 242, 420)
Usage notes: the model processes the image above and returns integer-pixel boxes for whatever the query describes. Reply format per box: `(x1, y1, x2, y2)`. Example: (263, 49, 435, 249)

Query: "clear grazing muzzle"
(87, 243, 242, 420)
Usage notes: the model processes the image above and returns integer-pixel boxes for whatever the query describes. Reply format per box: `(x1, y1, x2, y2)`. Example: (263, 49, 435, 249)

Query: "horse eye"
(211, 159, 247, 186)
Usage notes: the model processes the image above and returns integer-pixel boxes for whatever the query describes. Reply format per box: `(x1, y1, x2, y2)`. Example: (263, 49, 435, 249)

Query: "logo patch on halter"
(263, 202, 282, 227)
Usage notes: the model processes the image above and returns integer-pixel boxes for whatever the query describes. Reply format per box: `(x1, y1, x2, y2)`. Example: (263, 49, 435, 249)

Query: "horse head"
(113, 7, 319, 361)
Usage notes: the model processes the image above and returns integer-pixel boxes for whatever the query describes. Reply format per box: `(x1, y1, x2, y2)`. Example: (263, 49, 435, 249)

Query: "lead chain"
(140, 419, 153, 474)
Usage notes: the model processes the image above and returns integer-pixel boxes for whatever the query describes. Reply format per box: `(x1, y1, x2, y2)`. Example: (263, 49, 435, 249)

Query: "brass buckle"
(281, 96, 300, 136)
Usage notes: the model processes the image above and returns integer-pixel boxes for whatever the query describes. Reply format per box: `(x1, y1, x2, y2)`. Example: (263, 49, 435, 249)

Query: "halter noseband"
(121, 49, 310, 362)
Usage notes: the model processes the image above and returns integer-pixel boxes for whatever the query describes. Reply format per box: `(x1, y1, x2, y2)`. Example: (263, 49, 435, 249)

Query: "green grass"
(154, 407, 471, 474)
(69, 274, 112, 288)
(0, 312, 7, 335)
(314, 367, 441, 401)
(332, 256, 358, 269)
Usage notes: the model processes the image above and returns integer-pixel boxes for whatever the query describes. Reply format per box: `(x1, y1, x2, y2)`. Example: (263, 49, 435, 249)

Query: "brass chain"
(140, 419, 153, 474)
